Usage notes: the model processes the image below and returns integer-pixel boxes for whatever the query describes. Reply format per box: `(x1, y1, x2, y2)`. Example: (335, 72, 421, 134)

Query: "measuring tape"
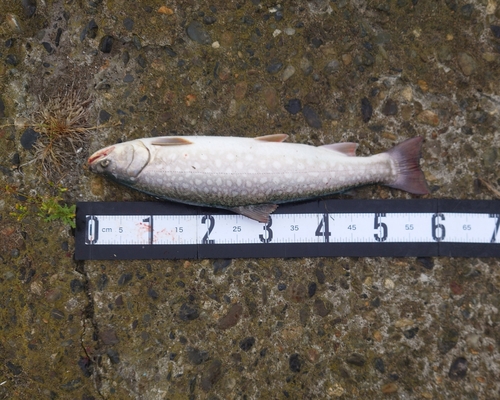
(74, 200, 500, 260)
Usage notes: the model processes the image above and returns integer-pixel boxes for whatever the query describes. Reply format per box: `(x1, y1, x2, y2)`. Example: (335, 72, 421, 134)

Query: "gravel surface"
(1, 1, 499, 399)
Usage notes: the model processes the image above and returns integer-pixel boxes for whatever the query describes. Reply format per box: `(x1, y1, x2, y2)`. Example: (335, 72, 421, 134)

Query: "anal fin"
(230, 204, 278, 223)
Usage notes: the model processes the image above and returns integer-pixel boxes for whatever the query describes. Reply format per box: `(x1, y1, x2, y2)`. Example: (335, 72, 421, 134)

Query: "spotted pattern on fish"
(88, 135, 428, 221)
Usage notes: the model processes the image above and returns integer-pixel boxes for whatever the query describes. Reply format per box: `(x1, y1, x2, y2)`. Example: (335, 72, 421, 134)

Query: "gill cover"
(124, 141, 150, 179)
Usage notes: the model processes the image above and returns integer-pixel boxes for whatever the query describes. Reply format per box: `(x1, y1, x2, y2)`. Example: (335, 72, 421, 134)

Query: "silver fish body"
(88, 134, 428, 222)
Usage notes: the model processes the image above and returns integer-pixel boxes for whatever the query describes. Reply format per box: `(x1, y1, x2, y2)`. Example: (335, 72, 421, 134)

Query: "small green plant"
(6, 185, 76, 228)
(12, 202, 29, 221)
(37, 196, 76, 228)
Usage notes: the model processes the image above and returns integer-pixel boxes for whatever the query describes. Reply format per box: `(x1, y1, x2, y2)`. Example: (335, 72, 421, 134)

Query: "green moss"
(6, 185, 76, 228)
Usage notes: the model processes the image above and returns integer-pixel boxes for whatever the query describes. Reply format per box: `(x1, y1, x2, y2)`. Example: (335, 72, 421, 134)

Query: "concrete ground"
(1, 0, 499, 398)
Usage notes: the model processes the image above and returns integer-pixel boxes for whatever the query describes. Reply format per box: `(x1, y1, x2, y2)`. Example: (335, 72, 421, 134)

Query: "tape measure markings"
(75, 200, 500, 260)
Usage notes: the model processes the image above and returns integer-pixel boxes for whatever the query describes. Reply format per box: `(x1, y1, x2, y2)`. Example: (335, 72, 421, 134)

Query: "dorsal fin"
(321, 142, 358, 157)
(255, 134, 288, 143)
(151, 137, 193, 146)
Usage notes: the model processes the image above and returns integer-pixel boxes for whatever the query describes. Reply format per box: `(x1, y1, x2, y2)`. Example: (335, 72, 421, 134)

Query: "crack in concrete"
(75, 260, 105, 399)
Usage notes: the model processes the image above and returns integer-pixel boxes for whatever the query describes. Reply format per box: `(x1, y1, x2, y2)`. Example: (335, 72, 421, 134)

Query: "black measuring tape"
(74, 199, 500, 260)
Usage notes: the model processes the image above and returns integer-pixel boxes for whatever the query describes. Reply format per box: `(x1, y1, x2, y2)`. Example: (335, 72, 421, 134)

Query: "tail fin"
(386, 137, 429, 195)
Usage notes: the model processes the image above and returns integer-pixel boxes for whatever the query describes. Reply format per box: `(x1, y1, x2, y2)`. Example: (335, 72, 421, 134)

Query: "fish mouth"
(88, 146, 115, 165)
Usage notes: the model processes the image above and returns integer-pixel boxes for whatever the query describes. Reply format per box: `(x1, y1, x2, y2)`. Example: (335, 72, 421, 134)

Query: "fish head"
(88, 141, 150, 184)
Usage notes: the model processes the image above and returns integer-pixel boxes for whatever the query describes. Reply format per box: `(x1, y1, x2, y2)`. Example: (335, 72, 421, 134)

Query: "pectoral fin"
(255, 134, 288, 143)
(230, 204, 278, 223)
(151, 137, 193, 146)
(321, 142, 358, 156)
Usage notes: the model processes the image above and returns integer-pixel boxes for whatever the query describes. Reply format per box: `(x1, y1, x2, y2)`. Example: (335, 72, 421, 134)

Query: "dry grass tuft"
(31, 88, 94, 179)
(478, 177, 500, 199)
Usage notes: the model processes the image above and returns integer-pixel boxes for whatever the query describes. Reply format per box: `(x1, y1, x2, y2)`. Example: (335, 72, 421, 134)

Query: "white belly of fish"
(134, 136, 395, 207)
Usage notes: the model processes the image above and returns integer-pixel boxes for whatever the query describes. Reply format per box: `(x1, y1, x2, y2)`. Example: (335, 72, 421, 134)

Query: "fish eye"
(100, 159, 110, 168)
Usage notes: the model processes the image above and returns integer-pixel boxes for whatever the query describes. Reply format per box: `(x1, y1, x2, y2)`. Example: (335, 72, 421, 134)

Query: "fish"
(88, 134, 429, 222)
